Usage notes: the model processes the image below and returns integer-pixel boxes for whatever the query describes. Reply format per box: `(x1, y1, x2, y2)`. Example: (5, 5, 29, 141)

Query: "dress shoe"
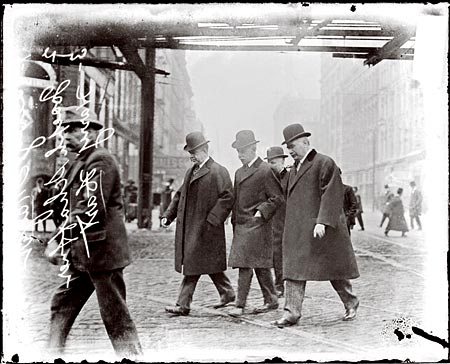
(343, 301, 359, 321)
(252, 302, 279, 314)
(271, 317, 297, 328)
(165, 305, 190, 316)
(228, 307, 245, 317)
(213, 294, 235, 309)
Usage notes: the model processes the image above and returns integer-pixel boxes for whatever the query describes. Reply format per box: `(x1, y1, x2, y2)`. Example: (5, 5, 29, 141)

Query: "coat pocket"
(71, 230, 107, 271)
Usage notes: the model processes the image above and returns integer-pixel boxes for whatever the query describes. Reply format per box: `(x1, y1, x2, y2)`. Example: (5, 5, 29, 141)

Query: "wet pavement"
(4, 210, 448, 363)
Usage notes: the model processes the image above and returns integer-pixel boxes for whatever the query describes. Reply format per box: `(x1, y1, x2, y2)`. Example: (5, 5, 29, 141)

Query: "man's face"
(189, 147, 208, 165)
(286, 137, 309, 162)
(268, 157, 285, 173)
(64, 125, 92, 152)
(237, 145, 256, 165)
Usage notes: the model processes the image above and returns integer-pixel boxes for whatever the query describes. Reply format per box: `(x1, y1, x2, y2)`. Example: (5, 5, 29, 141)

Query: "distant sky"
(186, 50, 321, 174)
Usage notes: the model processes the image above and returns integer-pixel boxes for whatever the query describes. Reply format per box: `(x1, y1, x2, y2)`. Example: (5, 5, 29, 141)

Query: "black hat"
(60, 106, 103, 130)
(184, 132, 210, 152)
(264, 146, 288, 161)
(282, 123, 311, 145)
(231, 130, 259, 149)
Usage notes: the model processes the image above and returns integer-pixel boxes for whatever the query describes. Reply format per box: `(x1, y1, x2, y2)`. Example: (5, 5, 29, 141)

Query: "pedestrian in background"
(380, 184, 394, 228)
(340, 170, 358, 235)
(228, 130, 283, 316)
(353, 186, 365, 231)
(123, 179, 138, 222)
(385, 187, 409, 237)
(161, 132, 235, 316)
(31, 177, 49, 232)
(272, 124, 360, 328)
(409, 181, 423, 230)
(265, 146, 289, 298)
(46, 106, 142, 358)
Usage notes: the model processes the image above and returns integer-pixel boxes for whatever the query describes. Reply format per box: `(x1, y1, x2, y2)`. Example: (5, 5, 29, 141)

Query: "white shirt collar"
(248, 155, 259, 167)
(297, 148, 313, 169)
(198, 156, 210, 169)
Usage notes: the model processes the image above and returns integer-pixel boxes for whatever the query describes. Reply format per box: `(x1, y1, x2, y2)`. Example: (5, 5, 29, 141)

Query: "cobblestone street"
(7, 211, 448, 363)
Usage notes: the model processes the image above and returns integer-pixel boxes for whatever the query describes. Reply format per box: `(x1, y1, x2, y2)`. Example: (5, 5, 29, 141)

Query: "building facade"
(320, 55, 426, 210)
(20, 46, 200, 213)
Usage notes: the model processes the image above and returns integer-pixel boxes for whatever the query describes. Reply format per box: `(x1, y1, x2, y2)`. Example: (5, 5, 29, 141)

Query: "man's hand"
(160, 217, 170, 228)
(313, 224, 326, 239)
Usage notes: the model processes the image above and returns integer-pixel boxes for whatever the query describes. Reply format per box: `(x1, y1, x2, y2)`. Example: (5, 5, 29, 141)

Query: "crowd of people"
(37, 105, 424, 358)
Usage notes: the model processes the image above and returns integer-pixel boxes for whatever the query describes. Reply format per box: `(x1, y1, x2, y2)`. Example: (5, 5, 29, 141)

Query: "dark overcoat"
(386, 196, 409, 232)
(228, 158, 283, 268)
(54, 147, 131, 272)
(343, 184, 358, 226)
(272, 168, 289, 247)
(282, 149, 360, 281)
(163, 158, 234, 276)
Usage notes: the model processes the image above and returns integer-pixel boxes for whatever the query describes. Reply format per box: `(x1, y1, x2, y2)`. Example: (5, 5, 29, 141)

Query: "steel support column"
(137, 47, 156, 229)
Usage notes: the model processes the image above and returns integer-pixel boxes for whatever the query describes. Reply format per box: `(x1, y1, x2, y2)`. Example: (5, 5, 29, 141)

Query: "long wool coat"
(283, 149, 360, 281)
(53, 147, 131, 272)
(228, 157, 283, 268)
(163, 158, 234, 276)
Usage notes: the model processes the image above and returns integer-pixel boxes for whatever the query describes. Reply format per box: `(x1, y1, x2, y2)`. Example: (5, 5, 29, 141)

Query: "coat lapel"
(288, 149, 316, 195)
(237, 157, 262, 185)
(190, 157, 213, 184)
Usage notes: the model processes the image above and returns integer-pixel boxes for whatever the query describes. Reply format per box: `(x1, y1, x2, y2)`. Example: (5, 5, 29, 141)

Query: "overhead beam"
(364, 28, 416, 66)
(288, 18, 333, 45)
(333, 52, 414, 60)
(28, 52, 170, 75)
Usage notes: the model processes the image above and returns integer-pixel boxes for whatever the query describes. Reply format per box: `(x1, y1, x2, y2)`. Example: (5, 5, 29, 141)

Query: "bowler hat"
(60, 106, 103, 130)
(231, 130, 259, 149)
(281, 123, 311, 145)
(264, 146, 288, 161)
(184, 131, 210, 152)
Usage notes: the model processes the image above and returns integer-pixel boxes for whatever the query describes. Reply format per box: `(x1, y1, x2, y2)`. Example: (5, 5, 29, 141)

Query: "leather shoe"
(251, 302, 279, 314)
(343, 301, 359, 321)
(165, 305, 190, 316)
(271, 317, 297, 328)
(213, 294, 235, 309)
(228, 307, 245, 317)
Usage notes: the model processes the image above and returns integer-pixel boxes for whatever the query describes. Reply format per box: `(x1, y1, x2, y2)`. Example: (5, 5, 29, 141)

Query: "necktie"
(294, 161, 300, 174)
(192, 164, 200, 175)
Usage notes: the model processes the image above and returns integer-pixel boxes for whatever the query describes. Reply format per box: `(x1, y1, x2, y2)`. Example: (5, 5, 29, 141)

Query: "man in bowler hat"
(161, 132, 235, 315)
(272, 124, 360, 327)
(46, 106, 142, 357)
(228, 130, 283, 316)
(265, 146, 289, 297)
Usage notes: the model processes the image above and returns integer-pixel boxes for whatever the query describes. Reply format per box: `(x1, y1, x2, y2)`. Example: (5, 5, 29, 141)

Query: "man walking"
(46, 106, 142, 358)
(380, 184, 394, 228)
(228, 130, 283, 316)
(409, 181, 423, 230)
(161, 132, 235, 315)
(272, 124, 360, 328)
(343, 183, 358, 235)
(353, 186, 365, 231)
(265, 146, 289, 297)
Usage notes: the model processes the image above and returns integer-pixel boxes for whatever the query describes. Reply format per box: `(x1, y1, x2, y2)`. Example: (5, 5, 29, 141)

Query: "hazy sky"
(186, 50, 321, 174)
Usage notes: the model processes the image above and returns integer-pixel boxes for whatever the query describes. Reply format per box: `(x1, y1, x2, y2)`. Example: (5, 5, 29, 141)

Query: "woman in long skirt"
(385, 187, 409, 237)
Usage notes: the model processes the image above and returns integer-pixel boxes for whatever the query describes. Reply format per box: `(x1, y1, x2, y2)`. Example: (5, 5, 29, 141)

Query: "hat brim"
(231, 140, 260, 150)
(264, 154, 288, 160)
(61, 120, 103, 130)
(184, 140, 210, 152)
(282, 131, 311, 145)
